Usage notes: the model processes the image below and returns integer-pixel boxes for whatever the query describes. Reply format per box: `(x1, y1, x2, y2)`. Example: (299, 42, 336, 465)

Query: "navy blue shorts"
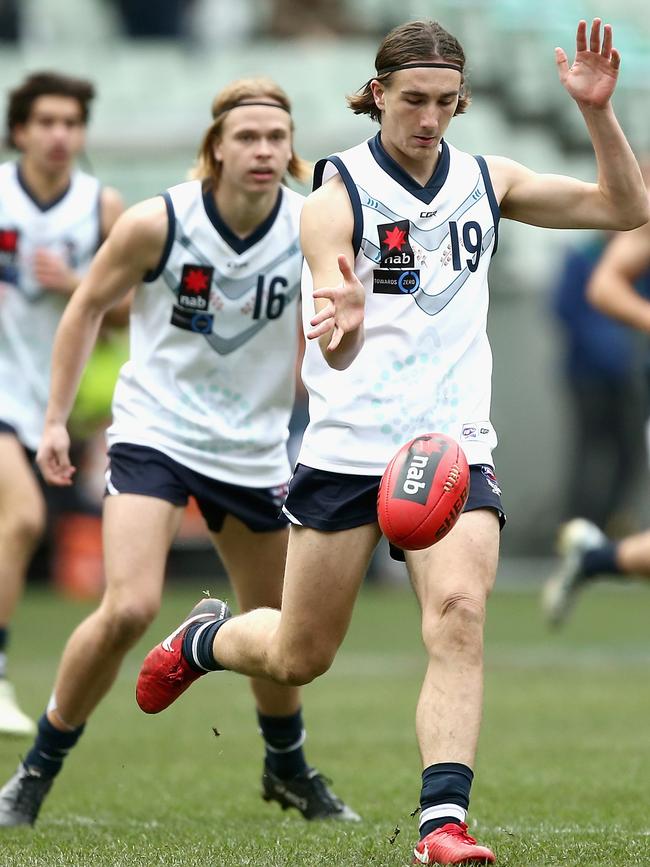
(0, 419, 35, 462)
(106, 443, 289, 534)
(282, 463, 505, 561)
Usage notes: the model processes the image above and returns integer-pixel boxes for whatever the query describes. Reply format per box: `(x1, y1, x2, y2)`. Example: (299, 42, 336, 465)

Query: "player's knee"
(422, 592, 486, 655)
(102, 598, 159, 647)
(8, 504, 46, 550)
(273, 647, 334, 686)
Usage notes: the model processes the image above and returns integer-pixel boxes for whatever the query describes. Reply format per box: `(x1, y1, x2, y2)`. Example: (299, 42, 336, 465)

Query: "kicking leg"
(211, 522, 381, 684)
(139, 522, 380, 693)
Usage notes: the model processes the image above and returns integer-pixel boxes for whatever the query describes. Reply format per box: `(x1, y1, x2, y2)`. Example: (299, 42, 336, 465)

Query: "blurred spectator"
(263, 0, 360, 39)
(110, 0, 196, 39)
(551, 236, 650, 534)
(0, 0, 20, 42)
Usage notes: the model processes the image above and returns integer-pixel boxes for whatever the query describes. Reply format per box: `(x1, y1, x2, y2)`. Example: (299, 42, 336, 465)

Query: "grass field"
(1, 573, 649, 866)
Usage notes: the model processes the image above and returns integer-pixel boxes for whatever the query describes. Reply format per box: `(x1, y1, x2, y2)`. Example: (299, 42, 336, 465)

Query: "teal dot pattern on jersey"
(171, 383, 258, 454)
(369, 338, 459, 444)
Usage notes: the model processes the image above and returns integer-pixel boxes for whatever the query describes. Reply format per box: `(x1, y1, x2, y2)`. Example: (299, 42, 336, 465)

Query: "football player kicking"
(138, 18, 648, 865)
(0, 72, 124, 737)
(0, 78, 358, 826)
(543, 203, 650, 629)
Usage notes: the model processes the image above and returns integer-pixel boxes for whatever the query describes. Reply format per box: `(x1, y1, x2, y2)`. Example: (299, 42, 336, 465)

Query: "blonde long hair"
(192, 78, 311, 185)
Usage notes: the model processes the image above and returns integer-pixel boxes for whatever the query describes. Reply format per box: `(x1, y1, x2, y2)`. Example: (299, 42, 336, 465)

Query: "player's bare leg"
(49, 495, 182, 727)
(211, 517, 360, 820)
(139, 523, 380, 697)
(407, 509, 498, 864)
(0, 434, 45, 736)
(211, 523, 381, 683)
(0, 493, 182, 826)
(543, 518, 650, 628)
(210, 518, 299, 716)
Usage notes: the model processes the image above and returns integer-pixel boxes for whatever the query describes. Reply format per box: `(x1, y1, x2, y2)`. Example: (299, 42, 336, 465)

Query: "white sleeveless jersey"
(0, 161, 101, 450)
(298, 134, 500, 475)
(107, 180, 303, 486)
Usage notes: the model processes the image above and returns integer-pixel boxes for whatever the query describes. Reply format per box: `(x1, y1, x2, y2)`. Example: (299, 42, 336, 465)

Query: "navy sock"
(419, 762, 473, 839)
(582, 542, 621, 579)
(23, 713, 85, 779)
(181, 618, 229, 672)
(258, 708, 308, 780)
(0, 626, 7, 678)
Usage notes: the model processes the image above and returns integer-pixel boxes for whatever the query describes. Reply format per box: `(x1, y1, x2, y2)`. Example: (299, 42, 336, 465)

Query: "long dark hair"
(348, 20, 470, 122)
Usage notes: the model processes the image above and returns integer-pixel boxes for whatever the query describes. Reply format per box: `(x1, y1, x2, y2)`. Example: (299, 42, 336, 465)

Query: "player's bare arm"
(98, 185, 133, 326)
(487, 19, 649, 231)
(37, 197, 167, 486)
(32, 186, 126, 298)
(587, 215, 650, 330)
(301, 175, 365, 369)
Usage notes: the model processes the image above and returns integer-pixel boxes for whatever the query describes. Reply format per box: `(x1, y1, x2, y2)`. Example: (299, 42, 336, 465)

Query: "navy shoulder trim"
(143, 192, 175, 282)
(475, 156, 500, 256)
(313, 155, 363, 257)
(312, 158, 328, 192)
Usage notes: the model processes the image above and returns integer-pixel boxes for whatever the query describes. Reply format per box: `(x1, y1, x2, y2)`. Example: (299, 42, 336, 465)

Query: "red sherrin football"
(377, 433, 470, 550)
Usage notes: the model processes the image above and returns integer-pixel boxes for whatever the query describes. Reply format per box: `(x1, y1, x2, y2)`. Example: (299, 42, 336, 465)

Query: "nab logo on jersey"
(0, 227, 20, 285)
(171, 263, 215, 334)
(178, 264, 213, 311)
(0, 228, 19, 254)
(378, 220, 414, 268)
(373, 220, 420, 296)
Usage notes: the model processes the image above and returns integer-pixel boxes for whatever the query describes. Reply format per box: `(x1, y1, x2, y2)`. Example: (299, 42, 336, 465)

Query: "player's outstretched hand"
(556, 19, 620, 109)
(308, 254, 365, 352)
(37, 423, 76, 486)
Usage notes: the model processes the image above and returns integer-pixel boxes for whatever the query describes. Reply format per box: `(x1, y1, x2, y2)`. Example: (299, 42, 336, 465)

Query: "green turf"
(1, 578, 649, 865)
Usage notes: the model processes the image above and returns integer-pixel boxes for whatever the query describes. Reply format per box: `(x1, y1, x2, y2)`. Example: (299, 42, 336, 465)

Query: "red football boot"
(413, 822, 495, 865)
(136, 597, 231, 714)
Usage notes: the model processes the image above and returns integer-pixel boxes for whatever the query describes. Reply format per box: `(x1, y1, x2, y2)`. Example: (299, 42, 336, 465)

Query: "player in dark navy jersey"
(544, 202, 650, 628)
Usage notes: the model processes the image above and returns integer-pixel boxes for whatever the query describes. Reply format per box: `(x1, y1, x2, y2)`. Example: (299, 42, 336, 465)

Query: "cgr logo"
(420, 211, 437, 218)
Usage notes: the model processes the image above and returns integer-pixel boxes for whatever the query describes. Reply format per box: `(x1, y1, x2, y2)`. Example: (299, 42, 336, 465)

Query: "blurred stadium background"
(4, 0, 650, 576)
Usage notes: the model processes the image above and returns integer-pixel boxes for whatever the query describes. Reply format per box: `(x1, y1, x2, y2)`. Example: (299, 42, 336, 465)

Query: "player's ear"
(11, 124, 26, 151)
(370, 79, 386, 113)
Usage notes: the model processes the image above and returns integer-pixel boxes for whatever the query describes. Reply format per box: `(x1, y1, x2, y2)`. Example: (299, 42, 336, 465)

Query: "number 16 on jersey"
(252, 275, 288, 321)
